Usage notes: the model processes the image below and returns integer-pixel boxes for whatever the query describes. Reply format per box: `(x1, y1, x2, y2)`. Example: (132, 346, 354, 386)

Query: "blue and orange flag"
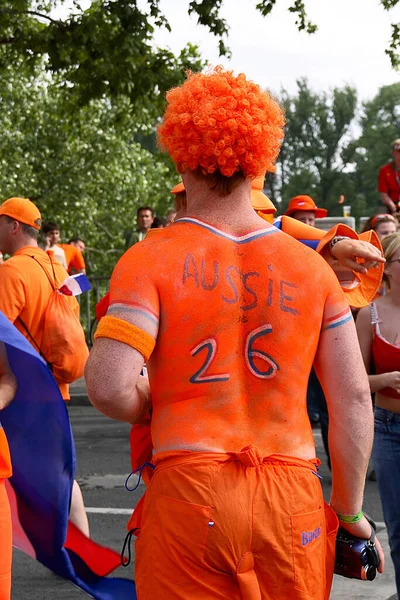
(0, 311, 136, 599)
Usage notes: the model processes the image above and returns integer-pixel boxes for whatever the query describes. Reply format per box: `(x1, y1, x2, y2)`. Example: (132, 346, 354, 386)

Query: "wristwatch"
(330, 236, 350, 249)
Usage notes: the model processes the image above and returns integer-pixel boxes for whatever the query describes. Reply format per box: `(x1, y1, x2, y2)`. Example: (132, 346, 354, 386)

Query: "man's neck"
(182, 172, 268, 235)
(11, 238, 38, 256)
(394, 161, 400, 172)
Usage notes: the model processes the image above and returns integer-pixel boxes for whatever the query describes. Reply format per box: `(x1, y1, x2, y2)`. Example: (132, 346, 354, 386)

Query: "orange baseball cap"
(284, 195, 327, 218)
(170, 182, 185, 195)
(170, 178, 277, 214)
(0, 197, 42, 230)
(250, 176, 276, 214)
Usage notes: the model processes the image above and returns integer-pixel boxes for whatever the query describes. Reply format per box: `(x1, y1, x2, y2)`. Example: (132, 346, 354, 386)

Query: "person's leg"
(70, 479, 90, 537)
(253, 458, 337, 600)
(307, 370, 320, 424)
(135, 454, 248, 600)
(372, 407, 400, 596)
(0, 479, 12, 600)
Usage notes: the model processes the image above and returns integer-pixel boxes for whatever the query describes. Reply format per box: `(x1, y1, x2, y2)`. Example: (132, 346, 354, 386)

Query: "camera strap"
(364, 513, 380, 569)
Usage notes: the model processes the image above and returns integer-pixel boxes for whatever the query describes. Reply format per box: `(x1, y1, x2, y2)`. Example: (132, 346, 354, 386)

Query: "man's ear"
(11, 220, 20, 235)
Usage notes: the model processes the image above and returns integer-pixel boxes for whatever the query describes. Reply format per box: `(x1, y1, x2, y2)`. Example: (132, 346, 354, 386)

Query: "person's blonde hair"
(382, 233, 400, 287)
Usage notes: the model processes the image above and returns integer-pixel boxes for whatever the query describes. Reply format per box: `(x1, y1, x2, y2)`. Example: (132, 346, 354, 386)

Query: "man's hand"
(134, 374, 152, 424)
(382, 371, 400, 394)
(331, 239, 385, 274)
(339, 515, 385, 574)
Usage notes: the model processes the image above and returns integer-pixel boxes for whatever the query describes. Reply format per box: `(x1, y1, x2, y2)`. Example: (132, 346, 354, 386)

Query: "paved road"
(11, 404, 397, 599)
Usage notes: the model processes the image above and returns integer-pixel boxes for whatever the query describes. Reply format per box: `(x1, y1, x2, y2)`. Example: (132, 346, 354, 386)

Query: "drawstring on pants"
(121, 461, 155, 566)
(121, 528, 137, 567)
(125, 461, 155, 492)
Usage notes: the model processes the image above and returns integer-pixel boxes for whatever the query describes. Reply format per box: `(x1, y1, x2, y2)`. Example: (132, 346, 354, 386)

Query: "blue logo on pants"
(302, 526, 321, 546)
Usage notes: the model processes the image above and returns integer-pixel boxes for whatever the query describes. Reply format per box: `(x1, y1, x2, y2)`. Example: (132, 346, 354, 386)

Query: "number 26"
(190, 324, 279, 384)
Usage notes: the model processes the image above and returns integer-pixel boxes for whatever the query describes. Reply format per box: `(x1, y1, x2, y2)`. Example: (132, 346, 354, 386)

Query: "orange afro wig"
(157, 66, 285, 179)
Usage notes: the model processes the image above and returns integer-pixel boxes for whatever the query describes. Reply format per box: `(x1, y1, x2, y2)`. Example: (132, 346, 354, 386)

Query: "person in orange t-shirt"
(0, 342, 17, 600)
(0, 197, 90, 539)
(59, 238, 86, 274)
(86, 68, 384, 599)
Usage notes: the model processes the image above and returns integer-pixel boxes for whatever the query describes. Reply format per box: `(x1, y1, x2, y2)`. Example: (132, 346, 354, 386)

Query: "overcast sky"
(153, 0, 399, 101)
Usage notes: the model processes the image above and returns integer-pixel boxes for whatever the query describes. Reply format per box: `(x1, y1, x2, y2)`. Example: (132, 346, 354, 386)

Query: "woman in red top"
(357, 232, 400, 596)
(0, 342, 17, 600)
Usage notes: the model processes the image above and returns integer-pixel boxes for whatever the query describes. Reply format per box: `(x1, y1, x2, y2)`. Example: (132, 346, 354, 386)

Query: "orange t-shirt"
(0, 426, 11, 479)
(59, 244, 86, 273)
(107, 218, 350, 458)
(0, 246, 80, 400)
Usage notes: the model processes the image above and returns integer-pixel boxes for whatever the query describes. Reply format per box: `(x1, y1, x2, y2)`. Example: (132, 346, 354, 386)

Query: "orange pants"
(134, 446, 338, 600)
(0, 480, 12, 600)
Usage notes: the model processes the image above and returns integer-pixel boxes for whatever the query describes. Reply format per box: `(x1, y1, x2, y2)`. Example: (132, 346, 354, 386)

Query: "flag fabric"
(0, 311, 136, 599)
(59, 273, 92, 297)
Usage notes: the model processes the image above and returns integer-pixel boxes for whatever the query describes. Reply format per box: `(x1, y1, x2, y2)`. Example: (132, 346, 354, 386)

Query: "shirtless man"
(86, 68, 383, 599)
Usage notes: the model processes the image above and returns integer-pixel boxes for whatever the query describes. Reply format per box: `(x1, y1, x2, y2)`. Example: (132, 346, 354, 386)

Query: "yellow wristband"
(94, 315, 155, 361)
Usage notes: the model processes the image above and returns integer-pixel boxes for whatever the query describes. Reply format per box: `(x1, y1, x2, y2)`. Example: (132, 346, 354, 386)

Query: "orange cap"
(170, 182, 185, 195)
(0, 197, 42, 230)
(284, 195, 327, 218)
(250, 176, 276, 214)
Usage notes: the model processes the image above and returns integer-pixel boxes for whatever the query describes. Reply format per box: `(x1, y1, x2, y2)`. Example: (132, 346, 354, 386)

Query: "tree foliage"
(354, 82, 400, 209)
(0, 62, 178, 275)
(0, 0, 398, 119)
(0, 0, 204, 114)
(272, 79, 360, 215)
(267, 80, 400, 220)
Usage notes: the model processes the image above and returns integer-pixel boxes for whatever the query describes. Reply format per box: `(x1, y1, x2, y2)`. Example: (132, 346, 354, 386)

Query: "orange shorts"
(134, 446, 338, 600)
(0, 480, 12, 600)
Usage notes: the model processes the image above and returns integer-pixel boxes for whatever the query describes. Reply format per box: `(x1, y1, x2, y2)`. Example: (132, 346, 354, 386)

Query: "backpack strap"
(17, 316, 52, 370)
(29, 254, 59, 291)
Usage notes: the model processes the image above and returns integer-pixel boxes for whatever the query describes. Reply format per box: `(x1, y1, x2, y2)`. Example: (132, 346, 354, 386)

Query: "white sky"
(154, 0, 399, 101)
(54, 0, 400, 101)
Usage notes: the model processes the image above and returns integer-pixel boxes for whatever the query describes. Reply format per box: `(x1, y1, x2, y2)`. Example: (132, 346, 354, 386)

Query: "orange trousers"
(134, 446, 338, 600)
(0, 480, 12, 600)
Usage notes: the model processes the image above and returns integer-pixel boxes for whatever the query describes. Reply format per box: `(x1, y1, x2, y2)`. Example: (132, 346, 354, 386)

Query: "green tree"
(353, 82, 400, 211)
(0, 1, 397, 117)
(0, 63, 179, 275)
(0, 0, 204, 113)
(272, 79, 359, 216)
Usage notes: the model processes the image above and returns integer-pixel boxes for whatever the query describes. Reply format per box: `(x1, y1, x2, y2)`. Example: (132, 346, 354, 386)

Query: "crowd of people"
(0, 67, 399, 600)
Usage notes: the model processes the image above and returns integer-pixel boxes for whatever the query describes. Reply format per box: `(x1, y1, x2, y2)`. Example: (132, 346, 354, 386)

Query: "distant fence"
(79, 276, 110, 345)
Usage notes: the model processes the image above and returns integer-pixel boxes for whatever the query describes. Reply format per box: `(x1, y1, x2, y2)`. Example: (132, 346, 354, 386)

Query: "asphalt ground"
(10, 403, 397, 599)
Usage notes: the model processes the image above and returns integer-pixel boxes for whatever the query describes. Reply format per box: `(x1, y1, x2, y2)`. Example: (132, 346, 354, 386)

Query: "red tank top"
(371, 302, 400, 399)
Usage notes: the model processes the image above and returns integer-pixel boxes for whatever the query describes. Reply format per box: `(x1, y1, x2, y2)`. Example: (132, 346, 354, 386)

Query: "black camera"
(334, 515, 380, 581)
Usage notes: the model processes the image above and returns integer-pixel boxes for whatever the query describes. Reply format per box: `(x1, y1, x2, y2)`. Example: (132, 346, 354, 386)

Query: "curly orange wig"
(157, 67, 285, 179)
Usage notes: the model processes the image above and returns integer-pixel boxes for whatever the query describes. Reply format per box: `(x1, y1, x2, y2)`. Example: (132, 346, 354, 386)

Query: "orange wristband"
(94, 315, 155, 360)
